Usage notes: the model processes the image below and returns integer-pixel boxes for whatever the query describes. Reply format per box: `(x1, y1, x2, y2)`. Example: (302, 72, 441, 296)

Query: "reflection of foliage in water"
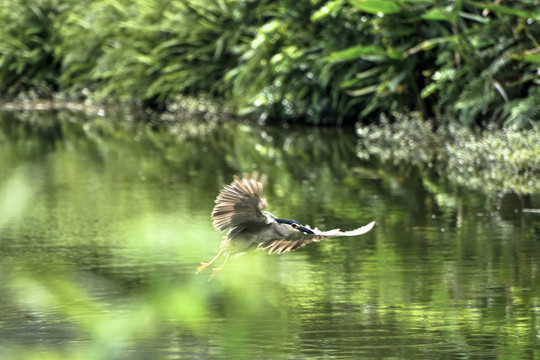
(1, 110, 539, 359)
(357, 113, 540, 194)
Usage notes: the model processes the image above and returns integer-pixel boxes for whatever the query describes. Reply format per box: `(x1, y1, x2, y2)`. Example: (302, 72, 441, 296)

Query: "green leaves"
(0, 0, 64, 96)
(327, 45, 388, 62)
(509, 49, 540, 65)
(467, 0, 540, 21)
(0, 0, 539, 127)
(349, 0, 403, 14)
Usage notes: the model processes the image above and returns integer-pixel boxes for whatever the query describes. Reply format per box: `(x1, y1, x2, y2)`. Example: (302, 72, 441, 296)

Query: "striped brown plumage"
(196, 172, 375, 280)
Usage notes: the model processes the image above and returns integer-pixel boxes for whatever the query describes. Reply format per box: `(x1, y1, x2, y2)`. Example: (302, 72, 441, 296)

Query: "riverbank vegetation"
(1, 0, 539, 127)
(357, 113, 540, 194)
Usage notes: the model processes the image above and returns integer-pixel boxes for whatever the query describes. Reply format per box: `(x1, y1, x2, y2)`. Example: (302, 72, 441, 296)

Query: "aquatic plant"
(357, 113, 540, 194)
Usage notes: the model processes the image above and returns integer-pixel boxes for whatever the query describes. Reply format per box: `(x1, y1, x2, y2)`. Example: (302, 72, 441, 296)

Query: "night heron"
(196, 172, 376, 280)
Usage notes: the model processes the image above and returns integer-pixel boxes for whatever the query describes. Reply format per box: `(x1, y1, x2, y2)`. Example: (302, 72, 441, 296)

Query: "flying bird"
(196, 172, 376, 280)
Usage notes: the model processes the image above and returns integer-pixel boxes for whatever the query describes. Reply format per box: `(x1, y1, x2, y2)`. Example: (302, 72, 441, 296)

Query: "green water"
(0, 110, 539, 359)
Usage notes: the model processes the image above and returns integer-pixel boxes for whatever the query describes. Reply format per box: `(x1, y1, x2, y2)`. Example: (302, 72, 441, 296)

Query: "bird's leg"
(208, 253, 230, 281)
(196, 249, 224, 274)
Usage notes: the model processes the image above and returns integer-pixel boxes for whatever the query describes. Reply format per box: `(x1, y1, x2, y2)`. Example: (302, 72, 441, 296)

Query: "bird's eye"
(291, 223, 298, 228)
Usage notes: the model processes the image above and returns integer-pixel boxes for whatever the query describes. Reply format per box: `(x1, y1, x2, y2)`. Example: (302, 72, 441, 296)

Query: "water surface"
(0, 110, 539, 359)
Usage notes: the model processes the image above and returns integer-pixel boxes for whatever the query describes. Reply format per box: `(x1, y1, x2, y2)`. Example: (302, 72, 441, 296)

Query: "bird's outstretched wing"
(212, 172, 269, 232)
(258, 220, 376, 254)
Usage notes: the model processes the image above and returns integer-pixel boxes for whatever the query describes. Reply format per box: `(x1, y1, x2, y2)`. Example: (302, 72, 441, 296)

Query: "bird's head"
(276, 218, 315, 234)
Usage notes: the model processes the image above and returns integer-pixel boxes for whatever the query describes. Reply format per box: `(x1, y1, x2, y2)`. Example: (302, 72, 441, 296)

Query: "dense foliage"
(0, 0, 539, 126)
